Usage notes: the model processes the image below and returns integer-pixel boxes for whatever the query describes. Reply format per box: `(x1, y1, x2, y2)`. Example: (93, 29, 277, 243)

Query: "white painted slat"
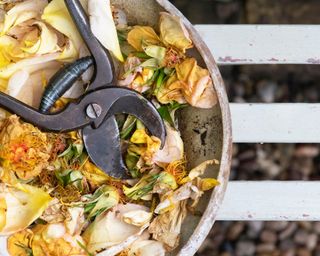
(195, 25, 320, 65)
(231, 103, 320, 143)
(217, 181, 320, 221)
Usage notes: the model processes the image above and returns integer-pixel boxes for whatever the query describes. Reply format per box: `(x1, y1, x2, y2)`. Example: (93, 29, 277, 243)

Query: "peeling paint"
(218, 56, 250, 63)
(267, 58, 279, 62)
(307, 58, 320, 64)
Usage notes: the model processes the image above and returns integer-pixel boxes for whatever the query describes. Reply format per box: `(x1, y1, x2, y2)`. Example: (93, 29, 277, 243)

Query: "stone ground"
(169, 0, 320, 255)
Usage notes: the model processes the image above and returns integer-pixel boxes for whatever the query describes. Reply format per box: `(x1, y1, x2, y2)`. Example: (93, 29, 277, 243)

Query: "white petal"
(6, 69, 29, 98)
(88, 0, 123, 61)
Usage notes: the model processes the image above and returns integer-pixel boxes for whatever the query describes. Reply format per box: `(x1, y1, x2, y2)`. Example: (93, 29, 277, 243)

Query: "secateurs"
(0, 0, 166, 179)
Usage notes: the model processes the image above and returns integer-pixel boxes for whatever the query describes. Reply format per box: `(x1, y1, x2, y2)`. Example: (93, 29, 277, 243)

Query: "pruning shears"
(0, 0, 166, 179)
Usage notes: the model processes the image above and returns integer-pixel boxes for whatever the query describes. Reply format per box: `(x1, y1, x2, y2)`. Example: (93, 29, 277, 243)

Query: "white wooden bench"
(195, 25, 320, 221)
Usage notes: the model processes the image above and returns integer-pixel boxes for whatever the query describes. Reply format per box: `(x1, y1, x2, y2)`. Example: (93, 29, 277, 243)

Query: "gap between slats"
(217, 181, 320, 221)
(195, 25, 320, 65)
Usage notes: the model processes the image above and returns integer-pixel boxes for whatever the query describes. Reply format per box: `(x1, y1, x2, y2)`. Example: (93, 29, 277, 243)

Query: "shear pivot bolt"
(86, 103, 102, 119)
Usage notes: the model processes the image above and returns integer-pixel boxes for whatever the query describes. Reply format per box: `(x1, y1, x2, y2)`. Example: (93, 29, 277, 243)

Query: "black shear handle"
(0, 92, 90, 132)
(64, 0, 115, 88)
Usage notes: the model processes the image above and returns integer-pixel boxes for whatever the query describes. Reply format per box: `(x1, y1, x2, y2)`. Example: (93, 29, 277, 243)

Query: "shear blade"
(103, 91, 166, 147)
(83, 117, 130, 179)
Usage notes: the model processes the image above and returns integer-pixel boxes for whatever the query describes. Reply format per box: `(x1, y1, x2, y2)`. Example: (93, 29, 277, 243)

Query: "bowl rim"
(156, 1, 233, 255)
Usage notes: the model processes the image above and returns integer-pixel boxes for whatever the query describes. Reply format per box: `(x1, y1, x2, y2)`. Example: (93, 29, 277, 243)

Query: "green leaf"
(140, 58, 159, 69)
(77, 240, 94, 256)
(153, 68, 166, 95)
(83, 185, 119, 218)
(136, 119, 145, 130)
(143, 45, 166, 62)
(14, 242, 33, 256)
(58, 142, 84, 164)
(117, 30, 127, 44)
(123, 173, 160, 200)
(132, 51, 150, 59)
(55, 169, 83, 190)
(58, 144, 73, 158)
(157, 105, 174, 127)
(125, 153, 140, 178)
(157, 102, 187, 127)
(120, 115, 137, 139)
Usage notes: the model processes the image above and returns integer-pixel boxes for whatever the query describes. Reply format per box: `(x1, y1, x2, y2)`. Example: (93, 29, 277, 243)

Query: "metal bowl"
(109, 0, 232, 255)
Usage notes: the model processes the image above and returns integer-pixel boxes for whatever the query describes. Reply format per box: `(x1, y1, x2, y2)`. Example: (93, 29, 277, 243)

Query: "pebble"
(257, 80, 277, 103)
(256, 243, 275, 253)
(264, 221, 288, 232)
(220, 253, 232, 256)
(313, 222, 320, 234)
(238, 150, 256, 161)
(306, 233, 318, 250)
(247, 222, 264, 238)
(211, 234, 226, 249)
(294, 230, 309, 245)
(227, 222, 244, 241)
(280, 239, 295, 251)
(235, 241, 255, 256)
(294, 145, 319, 158)
(297, 248, 312, 256)
(260, 230, 277, 243)
(298, 221, 313, 231)
(279, 223, 297, 240)
(282, 249, 295, 256)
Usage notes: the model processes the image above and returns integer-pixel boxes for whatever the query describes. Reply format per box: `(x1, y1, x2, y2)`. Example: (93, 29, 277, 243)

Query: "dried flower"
(0, 115, 51, 180)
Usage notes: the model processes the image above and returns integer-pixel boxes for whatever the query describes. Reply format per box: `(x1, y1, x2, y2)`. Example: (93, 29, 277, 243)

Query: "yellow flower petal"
(127, 26, 161, 51)
(83, 209, 141, 253)
(0, 183, 52, 235)
(7, 229, 33, 256)
(1, 0, 48, 34)
(0, 197, 6, 231)
(0, 49, 10, 69)
(200, 178, 220, 191)
(41, 0, 84, 60)
(154, 123, 184, 164)
(82, 161, 110, 187)
(0, 35, 22, 64)
(88, 0, 124, 62)
(155, 73, 186, 105)
(130, 129, 148, 144)
(31, 223, 87, 255)
(0, 53, 59, 79)
(130, 129, 161, 165)
(181, 159, 219, 184)
(21, 22, 59, 55)
(175, 58, 218, 108)
(159, 12, 193, 52)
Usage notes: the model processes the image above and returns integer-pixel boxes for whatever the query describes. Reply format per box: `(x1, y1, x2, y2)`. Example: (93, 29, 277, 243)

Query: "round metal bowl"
(109, 0, 233, 255)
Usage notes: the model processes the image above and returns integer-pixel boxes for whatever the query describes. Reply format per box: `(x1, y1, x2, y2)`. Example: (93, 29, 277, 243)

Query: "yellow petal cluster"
(0, 115, 52, 180)
(127, 26, 161, 51)
(0, 183, 52, 235)
(159, 12, 192, 52)
(1, 0, 48, 34)
(157, 58, 217, 108)
(129, 129, 161, 165)
(41, 0, 84, 61)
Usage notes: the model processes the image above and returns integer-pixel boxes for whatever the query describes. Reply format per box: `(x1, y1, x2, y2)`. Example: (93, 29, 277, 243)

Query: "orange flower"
(0, 115, 51, 180)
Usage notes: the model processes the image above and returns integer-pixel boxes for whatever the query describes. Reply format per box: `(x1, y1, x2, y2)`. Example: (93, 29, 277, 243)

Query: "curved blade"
(83, 116, 130, 179)
(103, 92, 166, 147)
